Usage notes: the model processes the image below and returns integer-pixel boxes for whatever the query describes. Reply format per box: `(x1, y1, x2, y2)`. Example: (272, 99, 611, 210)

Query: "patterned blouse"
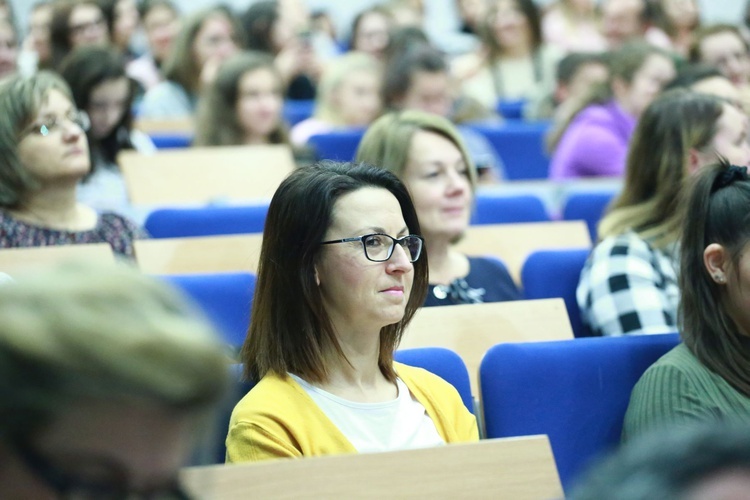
(0, 210, 147, 259)
(423, 256, 522, 307)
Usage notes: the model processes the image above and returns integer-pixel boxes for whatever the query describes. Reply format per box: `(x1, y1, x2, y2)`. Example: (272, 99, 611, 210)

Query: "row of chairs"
(144, 190, 615, 242)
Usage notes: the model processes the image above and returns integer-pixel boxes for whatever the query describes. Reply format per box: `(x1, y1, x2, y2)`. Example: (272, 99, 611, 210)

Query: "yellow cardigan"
(226, 362, 479, 463)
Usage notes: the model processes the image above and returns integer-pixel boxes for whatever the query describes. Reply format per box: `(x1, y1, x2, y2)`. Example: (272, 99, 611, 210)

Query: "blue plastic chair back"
(145, 204, 269, 238)
(521, 249, 592, 338)
(468, 122, 551, 180)
(308, 129, 365, 161)
(148, 133, 192, 149)
(163, 272, 255, 348)
(395, 347, 474, 414)
(283, 99, 315, 126)
(495, 99, 527, 120)
(562, 191, 617, 242)
(480, 333, 680, 493)
(471, 193, 550, 225)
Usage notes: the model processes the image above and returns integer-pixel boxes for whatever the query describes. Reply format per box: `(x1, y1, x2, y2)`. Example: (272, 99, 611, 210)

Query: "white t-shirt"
(289, 374, 445, 453)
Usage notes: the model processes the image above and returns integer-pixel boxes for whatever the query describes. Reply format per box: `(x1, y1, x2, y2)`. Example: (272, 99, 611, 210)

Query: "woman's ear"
(687, 148, 704, 175)
(704, 243, 729, 285)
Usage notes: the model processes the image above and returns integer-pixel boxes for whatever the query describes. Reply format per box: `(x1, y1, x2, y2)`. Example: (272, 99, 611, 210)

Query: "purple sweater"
(549, 100, 636, 180)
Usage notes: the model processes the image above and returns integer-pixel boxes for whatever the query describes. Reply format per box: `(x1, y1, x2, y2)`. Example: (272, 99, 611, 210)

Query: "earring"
(714, 274, 725, 283)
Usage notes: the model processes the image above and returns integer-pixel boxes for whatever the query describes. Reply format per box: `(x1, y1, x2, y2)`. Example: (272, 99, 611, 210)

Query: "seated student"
(548, 41, 675, 179)
(48, 0, 110, 70)
(139, 6, 242, 119)
(382, 44, 504, 182)
(349, 5, 394, 60)
(663, 63, 743, 109)
(621, 162, 750, 441)
(357, 111, 522, 306)
(226, 162, 478, 462)
(0, 16, 17, 79)
(0, 71, 146, 258)
(290, 52, 382, 146)
(577, 90, 750, 337)
(126, 0, 181, 91)
(648, 0, 701, 58)
(19, 1, 54, 73)
(0, 262, 229, 498)
(542, 0, 607, 54)
(194, 51, 287, 147)
(59, 45, 155, 222)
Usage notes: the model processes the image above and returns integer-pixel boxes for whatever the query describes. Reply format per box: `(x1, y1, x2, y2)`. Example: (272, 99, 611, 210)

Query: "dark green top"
(622, 343, 750, 442)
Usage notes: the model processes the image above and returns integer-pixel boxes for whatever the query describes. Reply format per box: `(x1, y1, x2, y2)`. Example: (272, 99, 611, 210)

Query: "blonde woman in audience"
(577, 90, 750, 337)
(542, 0, 607, 53)
(548, 42, 675, 179)
(0, 262, 229, 498)
(452, 0, 562, 111)
(227, 162, 477, 462)
(139, 6, 242, 119)
(194, 51, 288, 147)
(622, 162, 750, 441)
(357, 111, 521, 306)
(290, 52, 382, 146)
(0, 71, 146, 258)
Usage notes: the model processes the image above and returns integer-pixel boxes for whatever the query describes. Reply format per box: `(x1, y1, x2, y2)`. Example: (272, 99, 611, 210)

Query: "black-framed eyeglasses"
(321, 233, 424, 263)
(20, 109, 91, 139)
(11, 438, 192, 500)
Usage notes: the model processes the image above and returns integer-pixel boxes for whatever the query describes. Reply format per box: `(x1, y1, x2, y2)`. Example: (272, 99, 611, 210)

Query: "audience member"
(452, 0, 562, 111)
(195, 51, 287, 147)
(350, 5, 393, 60)
(577, 90, 750, 337)
(526, 51, 609, 120)
(455, 0, 484, 35)
(0, 16, 17, 79)
(0, 72, 146, 258)
(126, 0, 180, 91)
(290, 52, 381, 146)
(0, 262, 229, 498)
(542, 0, 607, 53)
(600, 0, 670, 49)
(664, 63, 742, 108)
(97, 0, 141, 58)
(242, 0, 320, 100)
(226, 161, 478, 461)
(548, 42, 675, 179)
(19, 1, 53, 73)
(648, 0, 701, 57)
(49, 0, 110, 70)
(357, 111, 522, 306)
(571, 424, 750, 499)
(622, 161, 750, 440)
(139, 6, 241, 119)
(383, 45, 503, 181)
(59, 45, 154, 222)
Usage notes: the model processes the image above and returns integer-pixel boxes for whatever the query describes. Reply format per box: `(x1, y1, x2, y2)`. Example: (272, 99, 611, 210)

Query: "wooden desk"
(399, 299, 573, 396)
(119, 145, 295, 206)
(135, 235, 263, 275)
(182, 436, 563, 500)
(457, 221, 591, 283)
(0, 244, 115, 277)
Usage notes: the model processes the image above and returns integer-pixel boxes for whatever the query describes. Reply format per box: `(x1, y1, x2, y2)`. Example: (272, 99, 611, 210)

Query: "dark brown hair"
(49, 0, 109, 70)
(242, 161, 429, 383)
(680, 160, 750, 397)
(479, 0, 542, 57)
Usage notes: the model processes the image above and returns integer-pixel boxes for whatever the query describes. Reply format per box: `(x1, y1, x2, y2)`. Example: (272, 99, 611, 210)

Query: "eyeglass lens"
(363, 235, 421, 262)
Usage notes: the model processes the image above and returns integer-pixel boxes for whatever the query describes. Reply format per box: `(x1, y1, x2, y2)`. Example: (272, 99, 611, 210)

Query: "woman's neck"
(244, 133, 270, 146)
(500, 41, 532, 59)
(11, 185, 93, 230)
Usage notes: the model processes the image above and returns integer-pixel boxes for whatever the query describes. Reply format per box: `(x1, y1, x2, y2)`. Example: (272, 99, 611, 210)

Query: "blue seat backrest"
(471, 192, 550, 225)
(480, 333, 680, 493)
(145, 204, 269, 238)
(308, 129, 366, 162)
(149, 133, 192, 149)
(562, 191, 617, 242)
(468, 122, 551, 180)
(283, 99, 315, 126)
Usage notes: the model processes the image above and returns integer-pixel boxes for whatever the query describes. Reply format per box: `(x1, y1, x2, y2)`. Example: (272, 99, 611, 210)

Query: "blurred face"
(661, 0, 699, 29)
(28, 4, 53, 63)
(87, 77, 130, 140)
(698, 31, 750, 86)
(143, 4, 180, 63)
(691, 76, 742, 109)
(400, 70, 453, 117)
(558, 62, 609, 104)
(113, 0, 140, 50)
(694, 103, 750, 170)
(17, 89, 90, 184)
(354, 12, 390, 58)
(0, 400, 195, 499)
(491, 0, 532, 52)
(334, 71, 381, 127)
(402, 130, 472, 242)
(457, 0, 486, 26)
(193, 14, 238, 70)
(315, 187, 415, 333)
(0, 21, 16, 78)
(236, 68, 283, 142)
(614, 53, 675, 117)
(601, 0, 645, 48)
(68, 3, 109, 48)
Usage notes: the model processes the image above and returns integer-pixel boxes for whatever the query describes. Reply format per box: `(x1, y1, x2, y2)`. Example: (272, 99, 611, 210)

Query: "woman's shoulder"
(232, 372, 308, 420)
(395, 362, 460, 399)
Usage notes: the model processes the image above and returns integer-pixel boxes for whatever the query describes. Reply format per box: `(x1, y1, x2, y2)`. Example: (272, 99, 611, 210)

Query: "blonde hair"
(314, 52, 382, 125)
(0, 262, 229, 441)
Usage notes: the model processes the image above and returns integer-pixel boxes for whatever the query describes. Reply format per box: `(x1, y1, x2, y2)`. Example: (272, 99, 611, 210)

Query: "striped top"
(622, 343, 750, 442)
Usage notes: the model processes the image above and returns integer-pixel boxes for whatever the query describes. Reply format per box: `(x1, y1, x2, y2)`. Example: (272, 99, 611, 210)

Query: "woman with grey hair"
(0, 262, 229, 498)
(0, 71, 146, 257)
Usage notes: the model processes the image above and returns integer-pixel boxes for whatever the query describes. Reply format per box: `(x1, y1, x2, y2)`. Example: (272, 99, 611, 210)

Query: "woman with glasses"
(0, 262, 229, 499)
(0, 71, 146, 258)
(48, 0, 110, 70)
(356, 111, 521, 307)
(226, 162, 478, 462)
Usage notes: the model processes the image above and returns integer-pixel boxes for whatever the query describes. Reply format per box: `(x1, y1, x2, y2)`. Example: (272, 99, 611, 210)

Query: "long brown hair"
(679, 160, 750, 397)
